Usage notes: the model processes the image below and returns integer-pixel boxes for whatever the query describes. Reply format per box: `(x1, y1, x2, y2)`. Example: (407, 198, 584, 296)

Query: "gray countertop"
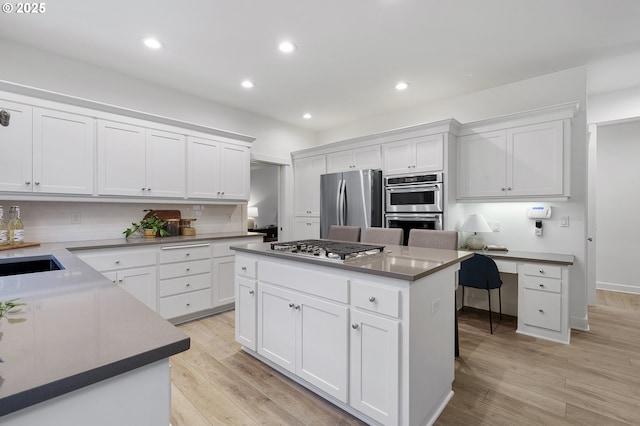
(476, 249, 574, 265)
(232, 242, 474, 281)
(0, 231, 261, 417)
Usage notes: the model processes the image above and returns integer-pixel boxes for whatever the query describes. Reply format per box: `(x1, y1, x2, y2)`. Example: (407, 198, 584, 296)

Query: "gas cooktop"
(270, 239, 384, 261)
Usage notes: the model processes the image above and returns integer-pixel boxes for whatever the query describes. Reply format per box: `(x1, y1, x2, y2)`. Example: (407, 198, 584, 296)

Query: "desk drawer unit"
(350, 280, 400, 318)
(517, 261, 568, 343)
(522, 289, 562, 331)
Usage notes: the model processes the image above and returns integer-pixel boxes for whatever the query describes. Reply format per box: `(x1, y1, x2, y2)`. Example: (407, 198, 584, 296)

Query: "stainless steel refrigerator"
(320, 169, 382, 239)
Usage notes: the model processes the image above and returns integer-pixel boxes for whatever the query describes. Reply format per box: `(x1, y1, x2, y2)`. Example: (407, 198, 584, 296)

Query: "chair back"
(407, 229, 458, 250)
(459, 254, 502, 290)
(327, 225, 361, 242)
(362, 227, 403, 245)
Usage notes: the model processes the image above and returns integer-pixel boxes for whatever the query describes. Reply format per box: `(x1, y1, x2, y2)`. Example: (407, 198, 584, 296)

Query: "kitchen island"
(232, 242, 472, 426)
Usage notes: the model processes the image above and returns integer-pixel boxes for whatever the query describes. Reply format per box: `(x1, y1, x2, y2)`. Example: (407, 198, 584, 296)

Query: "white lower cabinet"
(158, 243, 212, 320)
(293, 216, 320, 239)
(349, 309, 400, 426)
(517, 262, 569, 343)
(258, 282, 349, 402)
(76, 247, 157, 310)
(235, 276, 257, 351)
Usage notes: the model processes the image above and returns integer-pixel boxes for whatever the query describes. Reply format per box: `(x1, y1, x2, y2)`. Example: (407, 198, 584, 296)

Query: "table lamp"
(247, 206, 259, 229)
(460, 213, 492, 250)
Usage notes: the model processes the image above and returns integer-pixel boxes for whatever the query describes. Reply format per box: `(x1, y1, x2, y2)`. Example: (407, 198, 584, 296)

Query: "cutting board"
(0, 242, 41, 251)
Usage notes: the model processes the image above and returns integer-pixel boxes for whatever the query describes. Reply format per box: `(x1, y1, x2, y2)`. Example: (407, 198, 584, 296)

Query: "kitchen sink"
(0, 255, 65, 277)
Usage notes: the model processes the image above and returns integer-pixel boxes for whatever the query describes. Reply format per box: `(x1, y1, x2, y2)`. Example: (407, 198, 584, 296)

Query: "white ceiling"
(2, 0, 640, 131)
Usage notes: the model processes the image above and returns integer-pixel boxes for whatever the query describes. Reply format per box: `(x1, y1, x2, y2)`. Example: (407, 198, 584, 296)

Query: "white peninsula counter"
(231, 242, 472, 426)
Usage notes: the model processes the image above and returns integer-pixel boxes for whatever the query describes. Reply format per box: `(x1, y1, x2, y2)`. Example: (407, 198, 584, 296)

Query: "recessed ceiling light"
(241, 80, 255, 89)
(395, 81, 410, 91)
(279, 40, 297, 53)
(302, 113, 312, 119)
(142, 37, 163, 49)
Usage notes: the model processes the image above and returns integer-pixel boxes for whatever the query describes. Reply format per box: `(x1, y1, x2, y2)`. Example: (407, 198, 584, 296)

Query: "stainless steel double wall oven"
(384, 172, 444, 245)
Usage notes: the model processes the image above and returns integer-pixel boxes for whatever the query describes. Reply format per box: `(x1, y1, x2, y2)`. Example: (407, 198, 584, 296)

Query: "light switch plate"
(560, 216, 570, 227)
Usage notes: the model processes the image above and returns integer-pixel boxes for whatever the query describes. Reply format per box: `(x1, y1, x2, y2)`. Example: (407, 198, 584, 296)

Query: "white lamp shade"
(247, 206, 259, 218)
(460, 213, 492, 233)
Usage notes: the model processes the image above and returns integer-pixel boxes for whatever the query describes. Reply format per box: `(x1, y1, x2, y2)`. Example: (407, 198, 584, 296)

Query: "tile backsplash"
(0, 200, 244, 243)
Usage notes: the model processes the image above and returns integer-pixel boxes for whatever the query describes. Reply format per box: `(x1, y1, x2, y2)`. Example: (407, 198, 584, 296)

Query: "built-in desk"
(473, 250, 574, 344)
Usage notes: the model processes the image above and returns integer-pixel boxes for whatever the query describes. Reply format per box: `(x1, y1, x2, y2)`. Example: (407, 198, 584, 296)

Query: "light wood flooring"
(170, 290, 640, 425)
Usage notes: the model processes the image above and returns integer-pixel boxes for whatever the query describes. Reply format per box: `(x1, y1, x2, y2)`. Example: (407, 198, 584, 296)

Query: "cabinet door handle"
(25, 181, 31, 185)
(538, 309, 544, 313)
(501, 187, 506, 191)
(241, 266, 247, 271)
(34, 181, 40, 185)
(186, 302, 191, 307)
(289, 303, 295, 308)
(118, 278, 123, 283)
(352, 323, 359, 330)
(507, 187, 512, 190)
(294, 305, 300, 310)
(249, 290, 255, 295)
(141, 187, 146, 191)
(368, 296, 376, 302)
(147, 188, 151, 191)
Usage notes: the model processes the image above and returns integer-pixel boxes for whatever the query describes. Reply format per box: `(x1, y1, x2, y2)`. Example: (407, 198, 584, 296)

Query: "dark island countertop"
(231, 242, 474, 281)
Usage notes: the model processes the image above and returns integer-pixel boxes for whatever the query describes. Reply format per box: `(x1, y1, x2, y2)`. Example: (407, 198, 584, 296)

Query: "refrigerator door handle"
(337, 179, 345, 226)
(342, 179, 347, 225)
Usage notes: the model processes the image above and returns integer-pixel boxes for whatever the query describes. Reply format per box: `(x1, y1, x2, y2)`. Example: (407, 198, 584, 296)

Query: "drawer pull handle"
(539, 284, 544, 288)
(186, 253, 190, 256)
(249, 290, 255, 295)
(115, 260, 120, 264)
(538, 309, 544, 313)
(539, 270, 544, 274)
(186, 283, 191, 287)
(352, 323, 359, 330)
(186, 268, 191, 272)
(25, 181, 31, 185)
(294, 305, 300, 310)
(186, 302, 191, 307)
(241, 266, 247, 271)
(289, 303, 295, 308)
(368, 296, 376, 302)
(118, 278, 123, 283)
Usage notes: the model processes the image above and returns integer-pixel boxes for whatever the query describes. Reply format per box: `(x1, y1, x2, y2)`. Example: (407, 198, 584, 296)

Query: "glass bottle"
(0, 206, 8, 245)
(9, 206, 24, 245)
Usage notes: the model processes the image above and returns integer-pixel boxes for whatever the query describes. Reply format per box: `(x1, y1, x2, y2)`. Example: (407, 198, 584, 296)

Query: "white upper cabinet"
(382, 134, 444, 175)
(97, 120, 186, 198)
(33, 108, 95, 195)
(0, 102, 94, 195)
(458, 120, 566, 199)
(294, 155, 326, 216)
(187, 136, 250, 201)
(326, 146, 381, 173)
(0, 100, 33, 192)
(145, 128, 186, 198)
(220, 143, 250, 200)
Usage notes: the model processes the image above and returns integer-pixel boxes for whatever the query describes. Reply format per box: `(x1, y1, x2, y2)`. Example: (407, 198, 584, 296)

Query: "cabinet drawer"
(520, 263, 561, 279)
(213, 244, 234, 258)
(159, 288, 213, 319)
(350, 280, 400, 318)
(159, 273, 211, 297)
(159, 243, 211, 263)
(159, 259, 211, 280)
(76, 248, 156, 271)
(522, 275, 561, 293)
(259, 261, 348, 303)
(494, 259, 517, 274)
(236, 257, 257, 279)
(522, 289, 561, 331)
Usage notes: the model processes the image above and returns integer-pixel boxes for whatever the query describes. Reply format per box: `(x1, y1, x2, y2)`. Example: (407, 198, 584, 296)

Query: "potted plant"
(123, 210, 169, 239)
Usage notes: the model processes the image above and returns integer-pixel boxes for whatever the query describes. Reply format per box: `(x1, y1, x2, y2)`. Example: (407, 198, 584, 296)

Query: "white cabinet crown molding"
(0, 81, 256, 143)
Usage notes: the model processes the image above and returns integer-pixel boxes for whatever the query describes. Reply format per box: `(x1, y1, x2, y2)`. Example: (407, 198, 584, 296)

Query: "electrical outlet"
(431, 298, 440, 314)
(71, 212, 81, 224)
